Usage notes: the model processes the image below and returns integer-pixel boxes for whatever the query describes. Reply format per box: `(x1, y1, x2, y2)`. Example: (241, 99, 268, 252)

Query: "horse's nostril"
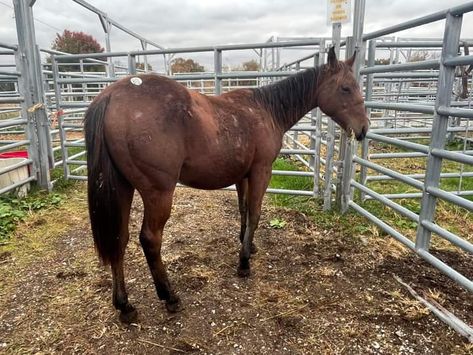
(356, 126, 367, 141)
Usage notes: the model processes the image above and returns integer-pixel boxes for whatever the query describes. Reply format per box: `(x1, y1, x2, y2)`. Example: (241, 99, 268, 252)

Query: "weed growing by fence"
(0, 189, 64, 241)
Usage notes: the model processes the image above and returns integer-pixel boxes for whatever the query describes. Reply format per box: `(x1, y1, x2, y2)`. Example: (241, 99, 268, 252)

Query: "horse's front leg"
(237, 165, 272, 277)
(139, 188, 180, 312)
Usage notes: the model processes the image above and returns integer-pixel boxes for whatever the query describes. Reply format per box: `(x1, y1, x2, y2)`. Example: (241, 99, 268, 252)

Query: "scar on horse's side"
(84, 47, 369, 322)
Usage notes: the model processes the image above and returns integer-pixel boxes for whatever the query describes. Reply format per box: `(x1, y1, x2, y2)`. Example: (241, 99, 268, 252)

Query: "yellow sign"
(327, 0, 351, 25)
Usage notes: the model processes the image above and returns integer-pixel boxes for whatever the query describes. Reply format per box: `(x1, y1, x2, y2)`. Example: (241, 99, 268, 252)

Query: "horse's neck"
(253, 68, 320, 133)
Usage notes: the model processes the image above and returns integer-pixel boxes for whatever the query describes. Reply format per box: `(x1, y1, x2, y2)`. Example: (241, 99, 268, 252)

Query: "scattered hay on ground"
(0, 185, 471, 354)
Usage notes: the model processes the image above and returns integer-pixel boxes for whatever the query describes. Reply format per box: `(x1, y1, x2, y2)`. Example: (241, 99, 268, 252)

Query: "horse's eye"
(341, 85, 351, 94)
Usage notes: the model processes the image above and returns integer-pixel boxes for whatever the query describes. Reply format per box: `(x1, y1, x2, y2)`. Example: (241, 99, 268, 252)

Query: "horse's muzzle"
(356, 125, 368, 141)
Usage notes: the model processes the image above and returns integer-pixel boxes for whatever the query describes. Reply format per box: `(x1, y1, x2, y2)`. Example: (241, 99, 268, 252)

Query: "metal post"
(314, 41, 325, 197)
(359, 39, 376, 201)
(163, 54, 168, 75)
(51, 55, 69, 179)
(99, 15, 115, 78)
(128, 54, 137, 75)
(79, 59, 86, 102)
(340, 0, 366, 213)
(310, 54, 319, 195)
(214, 49, 222, 95)
(336, 36, 355, 208)
(323, 23, 341, 210)
(13, 0, 52, 190)
(140, 40, 148, 72)
(352, 0, 366, 79)
(415, 12, 463, 251)
(258, 48, 263, 87)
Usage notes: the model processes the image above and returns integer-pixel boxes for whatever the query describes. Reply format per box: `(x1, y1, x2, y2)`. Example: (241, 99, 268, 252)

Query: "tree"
(241, 59, 260, 71)
(51, 30, 105, 72)
(136, 62, 153, 71)
(374, 58, 390, 65)
(408, 50, 439, 62)
(170, 58, 205, 73)
(52, 29, 104, 55)
(230, 60, 261, 87)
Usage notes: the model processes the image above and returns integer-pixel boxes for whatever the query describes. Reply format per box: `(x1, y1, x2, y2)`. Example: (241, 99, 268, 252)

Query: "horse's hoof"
(165, 297, 181, 313)
(237, 266, 251, 278)
(250, 243, 258, 254)
(119, 305, 138, 324)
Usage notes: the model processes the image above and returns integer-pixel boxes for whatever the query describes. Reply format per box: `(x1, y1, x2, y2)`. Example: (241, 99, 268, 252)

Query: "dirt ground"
(0, 186, 472, 354)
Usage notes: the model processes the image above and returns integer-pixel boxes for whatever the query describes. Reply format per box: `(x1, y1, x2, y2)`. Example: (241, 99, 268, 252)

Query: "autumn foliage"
(52, 30, 104, 54)
(170, 58, 205, 73)
(240, 59, 260, 72)
(50, 30, 105, 72)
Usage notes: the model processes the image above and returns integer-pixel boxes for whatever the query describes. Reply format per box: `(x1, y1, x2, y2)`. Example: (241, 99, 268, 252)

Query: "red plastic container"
(0, 150, 28, 159)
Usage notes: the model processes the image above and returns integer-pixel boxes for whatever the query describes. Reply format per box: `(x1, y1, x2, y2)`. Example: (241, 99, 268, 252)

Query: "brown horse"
(84, 47, 369, 322)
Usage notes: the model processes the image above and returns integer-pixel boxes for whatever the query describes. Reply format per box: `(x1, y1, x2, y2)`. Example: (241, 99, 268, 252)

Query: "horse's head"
(317, 47, 369, 141)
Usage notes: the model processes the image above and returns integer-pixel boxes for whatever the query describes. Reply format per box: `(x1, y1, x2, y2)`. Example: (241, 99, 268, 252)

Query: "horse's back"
(98, 74, 279, 191)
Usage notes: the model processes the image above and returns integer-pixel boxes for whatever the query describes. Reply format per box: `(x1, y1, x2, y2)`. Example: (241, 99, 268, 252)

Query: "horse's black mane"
(252, 66, 322, 130)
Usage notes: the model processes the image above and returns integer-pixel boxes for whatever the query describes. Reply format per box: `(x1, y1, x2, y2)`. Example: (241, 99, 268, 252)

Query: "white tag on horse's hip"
(130, 77, 142, 86)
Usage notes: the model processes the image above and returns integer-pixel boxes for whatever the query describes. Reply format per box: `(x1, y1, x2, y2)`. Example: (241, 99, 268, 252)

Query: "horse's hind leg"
(111, 183, 137, 323)
(139, 188, 180, 312)
(236, 178, 257, 254)
(238, 165, 272, 277)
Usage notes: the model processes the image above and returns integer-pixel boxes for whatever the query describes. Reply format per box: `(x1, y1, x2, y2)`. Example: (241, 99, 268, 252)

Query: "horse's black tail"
(84, 95, 126, 265)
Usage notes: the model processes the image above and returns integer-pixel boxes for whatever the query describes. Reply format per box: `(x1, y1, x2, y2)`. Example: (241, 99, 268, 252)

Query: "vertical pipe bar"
(51, 55, 69, 179)
(100, 16, 115, 78)
(276, 38, 281, 69)
(35, 44, 54, 169)
(336, 36, 355, 208)
(359, 39, 376, 201)
(314, 41, 325, 197)
(140, 40, 148, 72)
(214, 49, 222, 95)
(128, 54, 137, 75)
(310, 53, 320, 169)
(340, 0, 366, 213)
(323, 23, 342, 210)
(13, 0, 52, 190)
(79, 59, 86, 102)
(15, 49, 39, 182)
(352, 0, 366, 82)
(415, 13, 463, 251)
(258, 48, 263, 87)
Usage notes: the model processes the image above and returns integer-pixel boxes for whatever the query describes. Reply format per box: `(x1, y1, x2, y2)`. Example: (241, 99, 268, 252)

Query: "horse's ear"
(346, 50, 357, 68)
(327, 46, 338, 69)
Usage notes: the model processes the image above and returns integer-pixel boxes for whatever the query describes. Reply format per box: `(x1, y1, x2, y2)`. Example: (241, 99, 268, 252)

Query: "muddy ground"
(0, 186, 472, 354)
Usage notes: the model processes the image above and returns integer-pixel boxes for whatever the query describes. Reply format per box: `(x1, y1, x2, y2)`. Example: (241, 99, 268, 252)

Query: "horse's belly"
(178, 157, 250, 190)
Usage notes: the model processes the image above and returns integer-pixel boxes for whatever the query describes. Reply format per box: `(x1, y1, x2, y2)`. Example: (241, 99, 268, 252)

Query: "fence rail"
(343, 2, 473, 297)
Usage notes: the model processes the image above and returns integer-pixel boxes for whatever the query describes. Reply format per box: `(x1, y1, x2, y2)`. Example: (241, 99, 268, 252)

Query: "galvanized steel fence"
(343, 2, 473, 293)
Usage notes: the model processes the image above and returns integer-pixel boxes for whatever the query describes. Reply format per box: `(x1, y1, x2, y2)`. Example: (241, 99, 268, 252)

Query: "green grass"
(367, 137, 473, 199)
(358, 138, 473, 244)
(268, 157, 373, 238)
(0, 165, 82, 242)
(268, 148, 473, 249)
(269, 158, 313, 208)
(0, 109, 20, 121)
(0, 188, 64, 241)
(51, 145, 87, 181)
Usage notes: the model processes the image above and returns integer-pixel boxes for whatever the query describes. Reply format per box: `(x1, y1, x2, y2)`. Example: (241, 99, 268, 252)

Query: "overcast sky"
(1, 0, 473, 69)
